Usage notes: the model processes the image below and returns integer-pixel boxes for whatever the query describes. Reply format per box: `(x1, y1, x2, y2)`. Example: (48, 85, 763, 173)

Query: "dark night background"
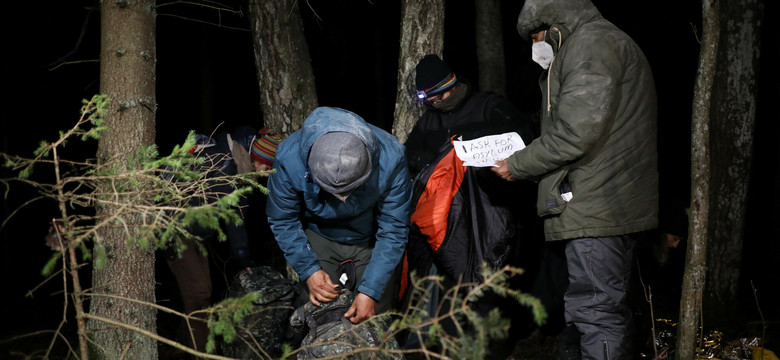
(2, 0, 779, 357)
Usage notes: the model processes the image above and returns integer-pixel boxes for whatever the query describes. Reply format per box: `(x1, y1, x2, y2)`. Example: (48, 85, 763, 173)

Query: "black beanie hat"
(415, 54, 457, 97)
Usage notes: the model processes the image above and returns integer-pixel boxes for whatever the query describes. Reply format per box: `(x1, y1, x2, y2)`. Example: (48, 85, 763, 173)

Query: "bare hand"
(664, 233, 682, 249)
(344, 293, 376, 324)
(492, 159, 516, 181)
(305, 270, 339, 306)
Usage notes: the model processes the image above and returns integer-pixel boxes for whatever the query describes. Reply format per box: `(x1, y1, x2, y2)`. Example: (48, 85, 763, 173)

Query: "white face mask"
(531, 41, 554, 69)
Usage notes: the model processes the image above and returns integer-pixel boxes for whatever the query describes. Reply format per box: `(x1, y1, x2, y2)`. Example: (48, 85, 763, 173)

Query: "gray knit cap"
(308, 132, 372, 201)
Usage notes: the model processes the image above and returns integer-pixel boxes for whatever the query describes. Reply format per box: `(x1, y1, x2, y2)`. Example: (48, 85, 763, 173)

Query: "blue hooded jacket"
(266, 107, 412, 300)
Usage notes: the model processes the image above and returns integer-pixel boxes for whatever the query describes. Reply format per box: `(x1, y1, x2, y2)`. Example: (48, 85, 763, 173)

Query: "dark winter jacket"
(266, 107, 412, 301)
(406, 143, 523, 285)
(401, 85, 536, 292)
(404, 83, 535, 179)
(191, 130, 253, 258)
(510, 0, 659, 241)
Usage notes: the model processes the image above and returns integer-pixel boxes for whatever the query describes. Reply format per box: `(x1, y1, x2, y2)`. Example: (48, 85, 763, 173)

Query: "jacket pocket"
(537, 167, 569, 217)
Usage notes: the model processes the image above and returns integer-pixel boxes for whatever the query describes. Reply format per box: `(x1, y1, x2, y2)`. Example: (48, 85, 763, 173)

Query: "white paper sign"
(452, 132, 525, 167)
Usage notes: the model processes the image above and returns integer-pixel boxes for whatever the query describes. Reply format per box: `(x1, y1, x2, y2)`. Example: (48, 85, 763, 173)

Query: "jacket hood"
(516, 0, 602, 43)
(296, 107, 378, 165)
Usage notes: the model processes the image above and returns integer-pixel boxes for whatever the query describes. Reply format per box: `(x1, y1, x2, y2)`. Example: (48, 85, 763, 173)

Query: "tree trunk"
(392, 0, 445, 143)
(248, 0, 318, 139)
(88, 1, 158, 359)
(474, 0, 506, 95)
(703, 0, 763, 329)
(677, 0, 718, 357)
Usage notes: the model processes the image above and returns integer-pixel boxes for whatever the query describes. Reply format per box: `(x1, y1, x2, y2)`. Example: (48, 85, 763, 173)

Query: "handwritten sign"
(452, 132, 525, 167)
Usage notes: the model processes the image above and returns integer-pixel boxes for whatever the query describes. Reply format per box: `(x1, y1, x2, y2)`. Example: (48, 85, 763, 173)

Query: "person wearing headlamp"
(400, 55, 538, 356)
(404, 54, 535, 179)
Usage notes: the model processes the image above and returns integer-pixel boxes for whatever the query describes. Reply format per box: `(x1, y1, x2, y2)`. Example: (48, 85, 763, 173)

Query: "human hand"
(344, 293, 376, 324)
(492, 159, 516, 181)
(305, 270, 340, 306)
(664, 233, 682, 249)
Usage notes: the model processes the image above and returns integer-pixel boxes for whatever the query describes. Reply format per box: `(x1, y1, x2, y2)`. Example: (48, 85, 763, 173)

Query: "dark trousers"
(564, 235, 637, 360)
(305, 229, 398, 313)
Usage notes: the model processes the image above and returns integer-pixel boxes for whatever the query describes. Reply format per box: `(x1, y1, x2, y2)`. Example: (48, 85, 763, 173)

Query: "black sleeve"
(404, 125, 426, 179)
(201, 146, 253, 255)
(405, 119, 447, 180)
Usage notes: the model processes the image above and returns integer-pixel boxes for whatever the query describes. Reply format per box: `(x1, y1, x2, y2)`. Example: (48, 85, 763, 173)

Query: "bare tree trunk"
(677, 0, 719, 357)
(475, 0, 506, 95)
(703, 0, 763, 329)
(248, 0, 318, 138)
(89, 1, 158, 359)
(392, 0, 445, 143)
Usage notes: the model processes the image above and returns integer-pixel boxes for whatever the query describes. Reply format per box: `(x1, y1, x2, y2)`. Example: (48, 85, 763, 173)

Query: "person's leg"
(305, 229, 343, 282)
(564, 235, 636, 360)
(167, 239, 212, 353)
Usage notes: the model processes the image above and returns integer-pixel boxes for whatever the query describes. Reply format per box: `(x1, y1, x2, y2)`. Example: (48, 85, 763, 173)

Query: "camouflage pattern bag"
(291, 290, 404, 360)
(221, 266, 305, 359)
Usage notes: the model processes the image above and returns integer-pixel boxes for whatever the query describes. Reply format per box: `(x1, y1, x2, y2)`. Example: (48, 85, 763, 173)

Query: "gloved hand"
(233, 248, 258, 274)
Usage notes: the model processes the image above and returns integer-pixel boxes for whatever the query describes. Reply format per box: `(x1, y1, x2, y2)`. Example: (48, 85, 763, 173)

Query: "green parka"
(509, 0, 658, 241)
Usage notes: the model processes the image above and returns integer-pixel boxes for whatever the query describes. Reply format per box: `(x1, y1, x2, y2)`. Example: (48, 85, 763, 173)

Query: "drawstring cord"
(546, 27, 563, 113)
(547, 60, 554, 112)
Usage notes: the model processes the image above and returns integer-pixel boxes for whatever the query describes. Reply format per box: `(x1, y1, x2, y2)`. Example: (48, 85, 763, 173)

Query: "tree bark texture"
(677, 0, 719, 358)
(90, 1, 157, 359)
(392, 0, 445, 143)
(703, 0, 763, 329)
(248, 0, 318, 139)
(475, 0, 506, 95)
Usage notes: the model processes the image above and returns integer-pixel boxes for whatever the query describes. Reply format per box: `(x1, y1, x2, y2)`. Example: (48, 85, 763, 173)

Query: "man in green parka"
(493, 0, 658, 358)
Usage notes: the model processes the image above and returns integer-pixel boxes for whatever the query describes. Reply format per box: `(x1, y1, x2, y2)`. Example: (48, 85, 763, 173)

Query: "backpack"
(403, 140, 517, 287)
(289, 290, 404, 360)
(220, 266, 306, 359)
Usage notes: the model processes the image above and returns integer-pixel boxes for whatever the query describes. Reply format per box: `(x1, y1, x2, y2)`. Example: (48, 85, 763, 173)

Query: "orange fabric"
(410, 149, 465, 252)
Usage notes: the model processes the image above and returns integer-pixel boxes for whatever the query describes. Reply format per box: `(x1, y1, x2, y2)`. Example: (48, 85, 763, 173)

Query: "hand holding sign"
(452, 132, 525, 167)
